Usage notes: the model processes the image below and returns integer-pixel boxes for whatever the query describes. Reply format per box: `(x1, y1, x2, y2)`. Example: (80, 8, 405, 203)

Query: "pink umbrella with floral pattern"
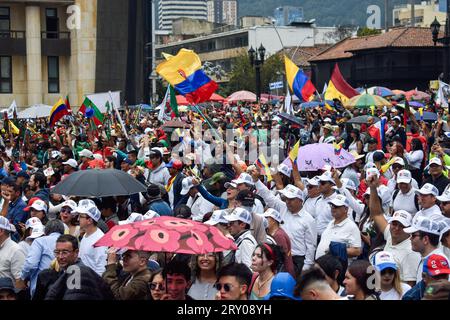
(94, 216, 237, 254)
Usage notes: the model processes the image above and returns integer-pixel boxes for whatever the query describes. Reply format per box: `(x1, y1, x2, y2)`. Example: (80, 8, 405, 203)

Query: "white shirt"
(303, 195, 321, 219)
(314, 192, 338, 236)
(315, 218, 362, 265)
(387, 178, 419, 194)
(390, 188, 419, 216)
(187, 193, 215, 222)
(404, 150, 424, 170)
(380, 283, 411, 300)
(255, 180, 317, 268)
(148, 163, 170, 187)
(412, 205, 443, 225)
(338, 187, 364, 223)
(79, 228, 107, 276)
(383, 226, 421, 283)
(0, 237, 26, 281)
(234, 230, 257, 268)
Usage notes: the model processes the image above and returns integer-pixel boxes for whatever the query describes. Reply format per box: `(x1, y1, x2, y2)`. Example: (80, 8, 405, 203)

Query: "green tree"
(357, 27, 382, 37)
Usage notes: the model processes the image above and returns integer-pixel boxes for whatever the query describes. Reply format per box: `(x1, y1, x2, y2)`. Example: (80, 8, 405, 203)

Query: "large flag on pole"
(324, 63, 359, 104)
(284, 55, 316, 102)
(49, 98, 69, 127)
(158, 86, 170, 121)
(284, 88, 293, 115)
(169, 85, 179, 118)
(156, 48, 218, 104)
(79, 97, 104, 126)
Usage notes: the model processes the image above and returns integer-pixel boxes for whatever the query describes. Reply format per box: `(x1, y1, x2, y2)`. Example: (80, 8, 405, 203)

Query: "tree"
(357, 27, 382, 37)
(223, 53, 284, 96)
(325, 25, 358, 42)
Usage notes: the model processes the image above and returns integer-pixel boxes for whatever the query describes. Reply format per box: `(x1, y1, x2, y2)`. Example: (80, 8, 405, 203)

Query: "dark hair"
(315, 253, 345, 285)
(294, 266, 328, 296)
(419, 231, 440, 247)
(347, 260, 377, 297)
(163, 260, 191, 282)
(106, 155, 116, 164)
(56, 234, 79, 250)
(33, 172, 47, 189)
(6, 181, 21, 193)
(174, 205, 191, 219)
(45, 220, 65, 235)
(216, 263, 253, 288)
(255, 243, 284, 273)
(236, 190, 255, 207)
(100, 197, 117, 212)
(150, 268, 163, 283)
(411, 138, 422, 152)
(190, 253, 223, 279)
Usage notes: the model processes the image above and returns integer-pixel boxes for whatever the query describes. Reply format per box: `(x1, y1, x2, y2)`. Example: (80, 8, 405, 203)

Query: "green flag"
(81, 97, 104, 125)
(169, 85, 179, 117)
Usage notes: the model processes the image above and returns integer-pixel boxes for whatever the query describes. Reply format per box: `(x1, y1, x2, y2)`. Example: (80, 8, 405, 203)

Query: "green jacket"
(102, 264, 152, 300)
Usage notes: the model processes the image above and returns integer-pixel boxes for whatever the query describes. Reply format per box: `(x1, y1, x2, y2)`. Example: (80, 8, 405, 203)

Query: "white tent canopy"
(17, 104, 52, 119)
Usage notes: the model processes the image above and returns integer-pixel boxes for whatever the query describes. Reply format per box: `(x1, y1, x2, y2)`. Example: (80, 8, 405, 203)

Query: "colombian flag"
(156, 49, 218, 104)
(284, 56, 316, 102)
(255, 154, 273, 182)
(324, 63, 359, 105)
(49, 98, 69, 127)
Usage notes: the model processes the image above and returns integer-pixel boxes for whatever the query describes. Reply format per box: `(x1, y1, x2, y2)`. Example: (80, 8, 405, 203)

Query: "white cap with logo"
(404, 216, 441, 235)
(225, 208, 252, 225)
(180, 177, 195, 195)
(415, 183, 439, 197)
(389, 210, 412, 227)
(76, 200, 101, 222)
(329, 194, 349, 207)
(429, 157, 443, 166)
(119, 212, 145, 225)
(263, 208, 283, 223)
(317, 171, 335, 184)
(25, 217, 43, 230)
(397, 169, 412, 184)
(277, 164, 292, 178)
(279, 184, 305, 201)
(437, 189, 450, 202)
(234, 173, 255, 186)
(205, 210, 229, 226)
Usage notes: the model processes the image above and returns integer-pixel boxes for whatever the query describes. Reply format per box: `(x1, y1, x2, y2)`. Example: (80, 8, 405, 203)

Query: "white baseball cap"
(63, 159, 78, 168)
(205, 210, 229, 225)
(180, 177, 195, 195)
(79, 149, 94, 158)
(119, 212, 145, 225)
(51, 150, 62, 159)
(26, 224, 45, 240)
(61, 200, 78, 212)
(404, 216, 441, 235)
(224, 180, 238, 189)
(306, 176, 320, 187)
(393, 157, 405, 167)
(415, 183, 439, 197)
(366, 167, 380, 178)
(143, 210, 160, 220)
(437, 189, 450, 202)
(438, 218, 450, 240)
(317, 171, 335, 184)
(234, 173, 255, 186)
(329, 194, 349, 207)
(279, 184, 305, 201)
(277, 164, 292, 178)
(0, 216, 16, 233)
(397, 169, 412, 184)
(76, 202, 101, 222)
(263, 208, 283, 223)
(25, 217, 43, 230)
(389, 210, 412, 227)
(372, 251, 398, 272)
(29, 199, 48, 212)
(429, 157, 443, 166)
(225, 208, 252, 225)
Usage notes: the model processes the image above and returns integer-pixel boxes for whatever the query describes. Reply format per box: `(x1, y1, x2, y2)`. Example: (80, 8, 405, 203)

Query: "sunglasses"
(60, 208, 72, 213)
(149, 283, 165, 291)
(214, 283, 234, 292)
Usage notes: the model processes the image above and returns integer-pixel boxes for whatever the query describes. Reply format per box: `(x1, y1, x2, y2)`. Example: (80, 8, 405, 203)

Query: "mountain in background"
(238, 0, 414, 27)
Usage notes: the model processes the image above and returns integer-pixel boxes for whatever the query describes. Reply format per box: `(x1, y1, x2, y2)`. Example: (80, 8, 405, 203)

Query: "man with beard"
(61, 159, 78, 179)
(28, 172, 49, 203)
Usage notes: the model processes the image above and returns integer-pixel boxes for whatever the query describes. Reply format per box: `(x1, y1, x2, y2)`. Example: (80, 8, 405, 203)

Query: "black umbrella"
(51, 169, 147, 197)
(277, 112, 304, 126)
(347, 115, 380, 124)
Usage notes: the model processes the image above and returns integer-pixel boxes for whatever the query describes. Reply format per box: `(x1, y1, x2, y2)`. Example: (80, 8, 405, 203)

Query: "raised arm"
(367, 175, 388, 233)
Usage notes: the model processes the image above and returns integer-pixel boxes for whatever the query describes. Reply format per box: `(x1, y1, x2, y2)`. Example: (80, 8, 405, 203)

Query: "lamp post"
(248, 44, 266, 102)
(431, 1, 450, 83)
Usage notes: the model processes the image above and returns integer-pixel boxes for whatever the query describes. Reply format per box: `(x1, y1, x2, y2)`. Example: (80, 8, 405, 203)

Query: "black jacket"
(424, 174, 450, 195)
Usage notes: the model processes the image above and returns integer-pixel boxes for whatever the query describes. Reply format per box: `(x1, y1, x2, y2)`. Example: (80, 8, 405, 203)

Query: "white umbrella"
(17, 104, 53, 119)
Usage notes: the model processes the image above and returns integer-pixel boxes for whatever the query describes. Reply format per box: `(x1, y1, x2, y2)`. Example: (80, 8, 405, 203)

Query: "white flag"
(284, 89, 293, 115)
(157, 87, 170, 121)
(437, 80, 450, 109)
(322, 82, 328, 95)
(5, 100, 17, 119)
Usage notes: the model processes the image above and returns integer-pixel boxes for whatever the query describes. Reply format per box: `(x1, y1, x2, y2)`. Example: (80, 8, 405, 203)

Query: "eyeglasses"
(54, 250, 74, 257)
(60, 208, 72, 213)
(149, 283, 165, 291)
(214, 283, 234, 292)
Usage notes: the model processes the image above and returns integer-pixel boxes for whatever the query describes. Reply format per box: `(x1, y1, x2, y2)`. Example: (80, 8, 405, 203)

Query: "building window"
(0, 7, 10, 37)
(48, 56, 59, 93)
(46, 8, 58, 39)
(0, 56, 12, 93)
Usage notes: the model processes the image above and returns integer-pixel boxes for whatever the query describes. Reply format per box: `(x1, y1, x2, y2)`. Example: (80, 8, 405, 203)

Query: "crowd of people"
(0, 97, 450, 301)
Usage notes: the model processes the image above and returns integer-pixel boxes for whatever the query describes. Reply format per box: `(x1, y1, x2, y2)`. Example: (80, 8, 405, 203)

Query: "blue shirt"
(7, 197, 28, 226)
(402, 280, 425, 301)
(20, 232, 61, 297)
(148, 199, 173, 216)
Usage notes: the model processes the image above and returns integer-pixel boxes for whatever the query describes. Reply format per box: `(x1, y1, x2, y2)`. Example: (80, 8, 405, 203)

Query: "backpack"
(392, 189, 420, 212)
(223, 233, 256, 266)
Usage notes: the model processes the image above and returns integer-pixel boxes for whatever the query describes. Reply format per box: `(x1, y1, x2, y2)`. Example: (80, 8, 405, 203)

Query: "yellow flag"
(257, 154, 273, 182)
(162, 52, 174, 60)
(9, 120, 20, 135)
(289, 140, 300, 161)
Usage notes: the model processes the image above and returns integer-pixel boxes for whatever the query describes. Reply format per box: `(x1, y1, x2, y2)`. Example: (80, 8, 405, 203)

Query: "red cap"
(423, 254, 450, 276)
(24, 197, 43, 212)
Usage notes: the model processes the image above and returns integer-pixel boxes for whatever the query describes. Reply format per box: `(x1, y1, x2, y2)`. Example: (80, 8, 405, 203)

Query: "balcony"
(0, 30, 26, 56)
(41, 31, 71, 56)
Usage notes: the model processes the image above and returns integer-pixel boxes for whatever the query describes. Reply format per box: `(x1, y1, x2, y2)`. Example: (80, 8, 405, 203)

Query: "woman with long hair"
(315, 253, 346, 296)
(404, 138, 424, 185)
(187, 253, 222, 300)
(348, 128, 363, 154)
(372, 251, 411, 300)
(249, 243, 284, 300)
(149, 268, 165, 301)
(344, 260, 380, 300)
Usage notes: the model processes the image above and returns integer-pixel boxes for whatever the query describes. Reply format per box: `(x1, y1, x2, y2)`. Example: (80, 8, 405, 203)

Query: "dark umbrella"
(414, 111, 437, 122)
(277, 112, 304, 126)
(50, 169, 147, 197)
(347, 115, 380, 124)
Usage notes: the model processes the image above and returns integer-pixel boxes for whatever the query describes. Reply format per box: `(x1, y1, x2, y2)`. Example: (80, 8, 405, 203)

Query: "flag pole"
(109, 91, 129, 140)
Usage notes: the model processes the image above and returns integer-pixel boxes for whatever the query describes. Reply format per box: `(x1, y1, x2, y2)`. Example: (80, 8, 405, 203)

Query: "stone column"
(25, 5, 42, 106)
